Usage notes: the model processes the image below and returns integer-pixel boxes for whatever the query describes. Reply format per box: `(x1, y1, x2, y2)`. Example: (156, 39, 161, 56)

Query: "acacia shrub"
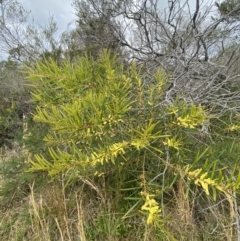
(25, 50, 240, 238)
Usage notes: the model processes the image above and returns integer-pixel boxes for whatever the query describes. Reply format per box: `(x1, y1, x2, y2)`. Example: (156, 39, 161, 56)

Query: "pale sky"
(16, 0, 215, 35)
(18, 0, 76, 34)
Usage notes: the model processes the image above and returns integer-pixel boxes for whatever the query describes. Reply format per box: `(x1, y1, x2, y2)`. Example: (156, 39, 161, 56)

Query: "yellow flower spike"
(141, 193, 161, 225)
(163, 137, 182, 151)
(188, 168, 202, 178)
(176, 103, 209, 129)
(200, 172, 208, 180)
(229, 125, 240, 131)
(200, 181, 210, 195)
(187, 166, 225, 196)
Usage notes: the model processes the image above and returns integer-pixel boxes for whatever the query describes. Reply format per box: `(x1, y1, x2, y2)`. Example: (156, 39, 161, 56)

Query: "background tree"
(72, 0, 240, 115)
(0, 0, 62, 149)
(72, 0, 123, 58)
(217, 0, 240, 21)
(0, 0, 62, 62)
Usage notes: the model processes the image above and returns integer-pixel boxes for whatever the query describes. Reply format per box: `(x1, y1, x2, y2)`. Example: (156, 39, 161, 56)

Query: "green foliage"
(0, 150, 45, 208)
(0, 60, 27, 147)
(24, 50, 240, 236)
(73, 0, 121, 58)
(0, 59, 36, 209)
(217, 0, 240, 21)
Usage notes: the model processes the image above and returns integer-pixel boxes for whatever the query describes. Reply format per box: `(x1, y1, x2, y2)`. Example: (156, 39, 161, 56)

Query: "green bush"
(24, 50, 240, 239)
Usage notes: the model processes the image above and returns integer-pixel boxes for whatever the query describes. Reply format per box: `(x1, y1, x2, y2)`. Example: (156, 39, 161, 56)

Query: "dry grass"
(0, 182, 238, 241)
(0, 146, 239, 240)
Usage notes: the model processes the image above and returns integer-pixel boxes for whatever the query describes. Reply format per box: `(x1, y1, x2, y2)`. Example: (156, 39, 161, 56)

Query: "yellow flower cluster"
(187, 168, 223, 196)
(163, 137, 182, 151)
(228, 124, 240, 131)
(170, 103, 209, 129)
(141, 192, 161, 224)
